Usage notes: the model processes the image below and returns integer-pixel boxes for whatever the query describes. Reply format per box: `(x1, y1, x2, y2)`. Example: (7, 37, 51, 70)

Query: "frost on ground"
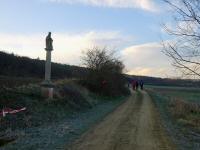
(0, 81, 126, 150)
(1, 99, 125, 150)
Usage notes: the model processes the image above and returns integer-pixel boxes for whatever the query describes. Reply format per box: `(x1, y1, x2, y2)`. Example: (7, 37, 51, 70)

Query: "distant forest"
(129, 75, 200, 87)
(0, 51, 87, 79)
(0, 51, 200, 87)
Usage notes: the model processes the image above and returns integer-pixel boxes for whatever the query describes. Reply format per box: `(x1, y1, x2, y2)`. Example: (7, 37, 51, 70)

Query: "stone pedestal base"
(41, 81, 54, 99)
(41, 87, 54, 99)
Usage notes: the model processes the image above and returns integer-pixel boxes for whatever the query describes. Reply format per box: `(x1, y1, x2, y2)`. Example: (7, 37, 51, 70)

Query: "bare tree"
(81, 47, 129, 96)
(163, 0, 200, 78)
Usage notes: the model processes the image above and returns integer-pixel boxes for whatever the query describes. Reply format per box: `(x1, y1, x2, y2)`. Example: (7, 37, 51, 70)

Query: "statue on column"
(46, 32, 53, 51)
(41, 32, 54, 99)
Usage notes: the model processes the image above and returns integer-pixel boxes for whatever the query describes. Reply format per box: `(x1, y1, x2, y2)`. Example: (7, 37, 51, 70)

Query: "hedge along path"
(66, 90, 176, 150)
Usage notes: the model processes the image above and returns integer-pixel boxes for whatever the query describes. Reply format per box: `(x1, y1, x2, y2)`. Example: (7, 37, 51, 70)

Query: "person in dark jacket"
(135, 81, 139, 90)
(139, 80, 144, 90)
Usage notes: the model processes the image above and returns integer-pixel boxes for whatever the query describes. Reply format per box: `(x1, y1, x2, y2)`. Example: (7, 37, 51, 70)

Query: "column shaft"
(45, 51, 51, 81)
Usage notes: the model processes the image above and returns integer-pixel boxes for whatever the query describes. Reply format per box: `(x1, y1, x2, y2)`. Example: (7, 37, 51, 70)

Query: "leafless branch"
(163, 0, 200, 78)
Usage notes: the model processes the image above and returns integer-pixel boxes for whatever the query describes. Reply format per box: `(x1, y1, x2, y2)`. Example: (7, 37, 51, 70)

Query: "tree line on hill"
(127, 75, 200, 88)
(0, 51, 87, 79)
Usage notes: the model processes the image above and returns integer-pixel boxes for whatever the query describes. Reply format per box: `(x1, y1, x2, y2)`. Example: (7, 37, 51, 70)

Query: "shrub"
(81, 47, 130, 96)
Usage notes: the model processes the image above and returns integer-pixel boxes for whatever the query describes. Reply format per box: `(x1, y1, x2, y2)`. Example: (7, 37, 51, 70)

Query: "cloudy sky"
(0, 0, 178, 78)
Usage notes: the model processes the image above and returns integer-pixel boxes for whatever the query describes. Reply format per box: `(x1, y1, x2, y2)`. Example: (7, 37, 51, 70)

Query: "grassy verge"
(147, 86, 200, 150)
(0, 80, 128, 150)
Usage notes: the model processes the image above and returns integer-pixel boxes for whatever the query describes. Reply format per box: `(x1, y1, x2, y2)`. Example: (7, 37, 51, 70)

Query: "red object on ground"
(0, 107, 26, 117)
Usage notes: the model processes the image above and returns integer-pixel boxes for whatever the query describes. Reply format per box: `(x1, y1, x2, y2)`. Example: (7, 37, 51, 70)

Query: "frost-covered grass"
(0, 80, 127, 150)
(2, 96, 126, 150)
(147, 86, 200, 150)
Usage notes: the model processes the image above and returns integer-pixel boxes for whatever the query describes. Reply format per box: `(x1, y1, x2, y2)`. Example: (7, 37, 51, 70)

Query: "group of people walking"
(128, 79, 144, 91)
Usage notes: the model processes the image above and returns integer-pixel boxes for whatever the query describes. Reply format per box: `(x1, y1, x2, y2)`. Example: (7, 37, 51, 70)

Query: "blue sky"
(0, 0, 178, 78)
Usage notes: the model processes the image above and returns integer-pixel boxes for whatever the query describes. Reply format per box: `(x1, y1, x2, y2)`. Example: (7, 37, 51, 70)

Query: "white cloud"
(0, 33, 46, 60)
(0, 31, 132, 65)
(48, 0, 159, 12)
(121, 42, 178, 78)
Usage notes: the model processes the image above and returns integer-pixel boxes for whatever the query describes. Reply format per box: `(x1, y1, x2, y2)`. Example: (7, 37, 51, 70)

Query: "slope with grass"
(0, 80, 127, 149)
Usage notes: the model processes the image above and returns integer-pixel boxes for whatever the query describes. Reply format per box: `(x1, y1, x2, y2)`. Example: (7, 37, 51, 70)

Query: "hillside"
(0, 51, 87, 79)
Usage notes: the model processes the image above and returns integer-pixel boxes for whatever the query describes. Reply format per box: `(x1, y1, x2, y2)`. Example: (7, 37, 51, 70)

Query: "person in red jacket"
(131, 80, 136, 90)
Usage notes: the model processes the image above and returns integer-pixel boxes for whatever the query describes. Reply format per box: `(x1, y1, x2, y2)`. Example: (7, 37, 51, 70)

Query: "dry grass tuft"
(169, 98, 200, 129)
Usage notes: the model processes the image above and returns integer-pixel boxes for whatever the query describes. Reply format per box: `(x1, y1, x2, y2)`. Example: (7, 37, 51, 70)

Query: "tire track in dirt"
(66, 90, 176, 150)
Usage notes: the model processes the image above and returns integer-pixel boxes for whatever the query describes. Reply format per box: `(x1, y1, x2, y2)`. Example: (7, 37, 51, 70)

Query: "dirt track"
(67, 90, 176, 150)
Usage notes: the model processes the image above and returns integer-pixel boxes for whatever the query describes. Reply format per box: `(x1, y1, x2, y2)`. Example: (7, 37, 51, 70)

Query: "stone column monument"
(41, 32, 54, 98)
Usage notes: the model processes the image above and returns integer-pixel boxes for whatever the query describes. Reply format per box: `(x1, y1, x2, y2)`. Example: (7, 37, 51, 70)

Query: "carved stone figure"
(46, 32, 53, 51)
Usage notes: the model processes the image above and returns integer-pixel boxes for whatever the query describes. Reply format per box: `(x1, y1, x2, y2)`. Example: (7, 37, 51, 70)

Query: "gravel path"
(67, 91, 176, 150)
